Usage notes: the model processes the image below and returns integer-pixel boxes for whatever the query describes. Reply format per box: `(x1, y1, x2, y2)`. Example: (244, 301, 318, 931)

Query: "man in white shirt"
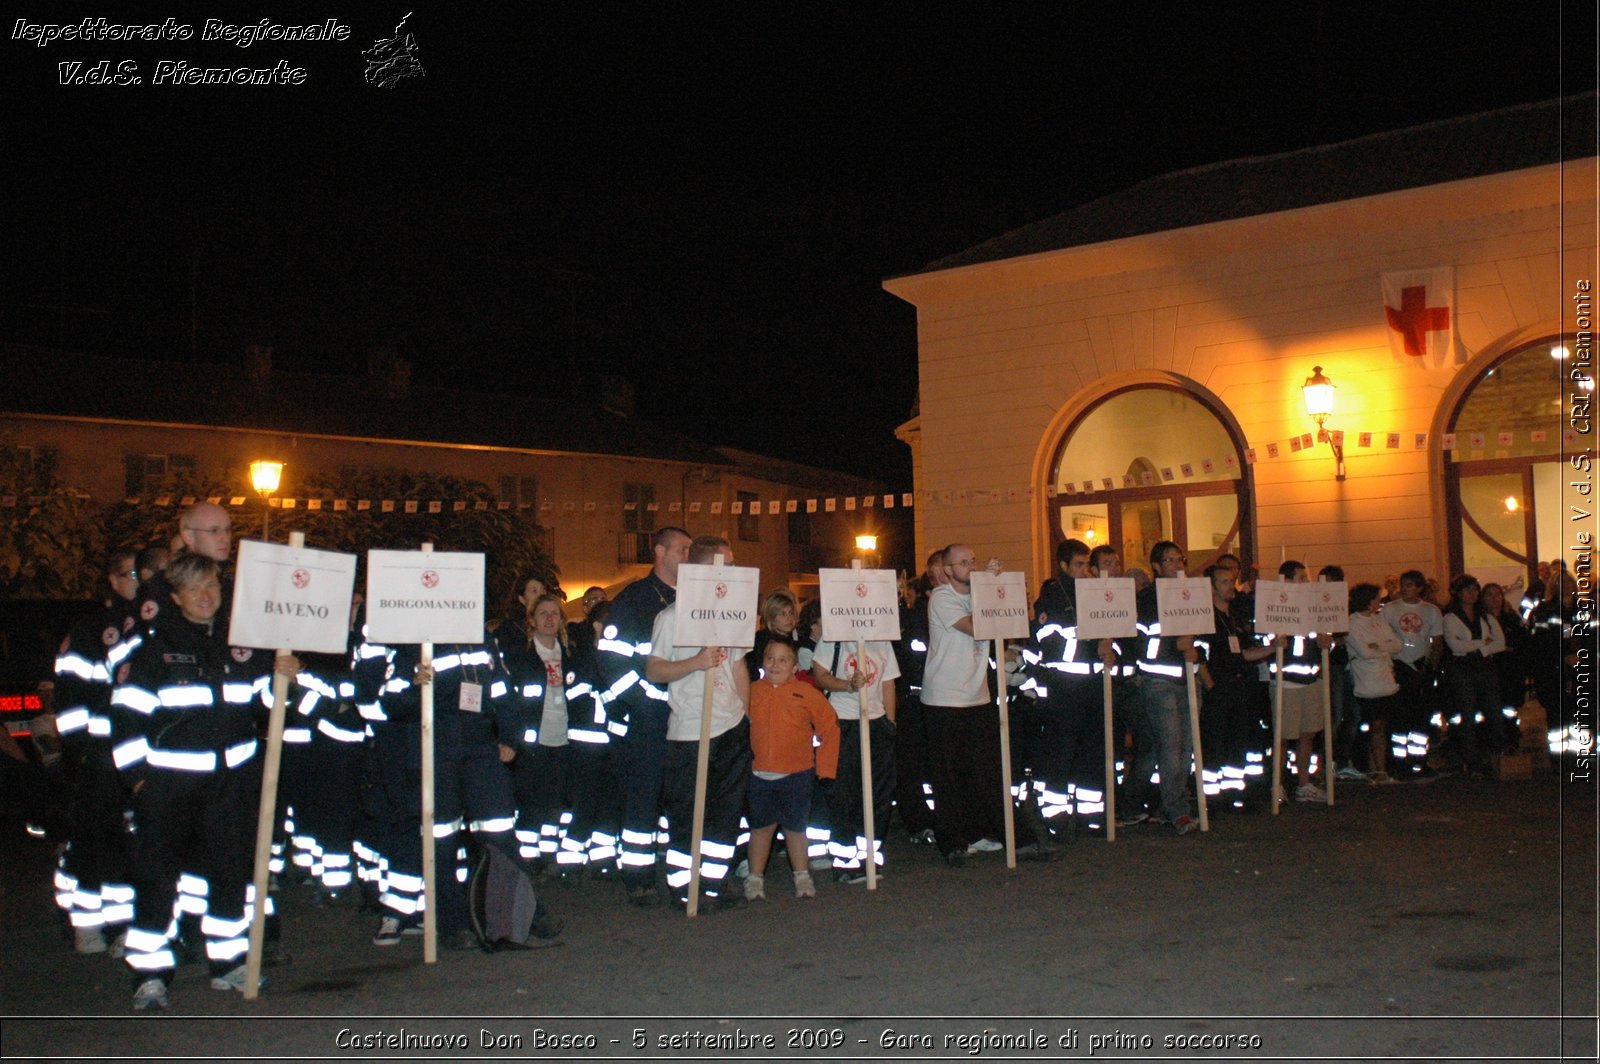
(1382, 569, 1445, 776)
(922, 544, 1051, 866)
(645, 536, 752, 909)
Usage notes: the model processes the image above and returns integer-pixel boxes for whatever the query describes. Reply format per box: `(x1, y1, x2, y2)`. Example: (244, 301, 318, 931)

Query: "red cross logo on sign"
(292, 569, 311, 589)
(1104, 591, 1114, 603)
(421, 570, 439, 589)
(231, 647, 253, 663)
(1180, 589, 1191, 601)
(855, 583, 868, 598)
(1385, 285, 1450, 357)
(996, 586, 1006, 600)
(714, 582, 727, 599)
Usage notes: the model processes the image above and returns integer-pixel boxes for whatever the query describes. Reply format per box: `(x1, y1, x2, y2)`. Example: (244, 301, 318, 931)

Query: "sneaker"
(442, 929, 480, 952)
(1016, 841, 1060, 862)
(209, 963, 267, 993)
(1171, 814, 1199, 836)
(1295, 783, 1328, 803)
(372, 916, 403, 946)
(132, 978, 168, 1011)
(626, 884, 661, 908)
(966, 837, 1003, 854)
(833, 869, 869, 885)
(794, 871, 816, 899)
(743, 874, 765, 901)
(1336, 765, 1368, 781)
(1115, 810, 1151, 828)
(909, 827, 936, 845)
(944, 849, 967, 868)
(75, 927, 108, 954)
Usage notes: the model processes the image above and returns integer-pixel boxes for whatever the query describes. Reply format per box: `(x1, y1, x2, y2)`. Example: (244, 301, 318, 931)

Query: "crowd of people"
(37, 503, 1588, 1011)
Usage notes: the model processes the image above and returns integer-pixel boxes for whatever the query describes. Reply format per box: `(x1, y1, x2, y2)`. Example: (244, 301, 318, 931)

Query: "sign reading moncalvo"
(969, 570, 1030, 641)
(228, 539, 357, 654)
(1073, 578, 1138, 639)
(673, 562, 760, 649)
(818, 568, 902, 643)
(1305, 580, 1349, 634)
(365, 550, 485, 644)
(1253, 580, 1310, 636)
(1155, 576, 1215, 637)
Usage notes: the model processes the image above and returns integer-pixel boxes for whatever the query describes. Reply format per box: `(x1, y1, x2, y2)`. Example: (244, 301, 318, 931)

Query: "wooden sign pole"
(851, 561, 877, 891)
(244, 529, 304, 1000)
(997, 637, 1017, 869)
(686, 555, 724, 918)
(1102, 668, 1117, 842)
(419, 541, 437, 963)
(1271, 641, 1285, 817)
(1185, 655, 1210, 832)
(1321, 645, 1336, 806)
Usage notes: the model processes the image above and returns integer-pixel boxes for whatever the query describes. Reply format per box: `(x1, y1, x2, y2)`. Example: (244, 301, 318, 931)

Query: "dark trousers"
(60, 742, 132, 920)
(662, 719, 751, 896)
(923, 703, 1033, 855)
(565, 741, 620, 867)
(511, 742, 569, 864)
(617, 701, 670, 888)
(823, 716, 897, 869)
(892, 694, 935, 833)
(126, 763, 259, 983)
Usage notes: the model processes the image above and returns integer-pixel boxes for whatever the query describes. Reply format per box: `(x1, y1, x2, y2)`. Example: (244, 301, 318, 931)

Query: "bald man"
(130, 502, 235, 630)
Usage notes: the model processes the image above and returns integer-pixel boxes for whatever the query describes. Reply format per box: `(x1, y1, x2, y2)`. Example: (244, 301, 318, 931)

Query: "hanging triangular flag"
(1382, 266, 1460, 367)
(1159, 467, 1175, 482)
(1289, 437, 1304, 453)
(1180, 463, 1194, 478)
(1244, 447, 1257, 464)
(1357, 433, 1372, 448)
(229, 496, 245, 507)
(845, 497, 857, 511)
(901, 493, 913, 507)
(786, 500, 798, 513)
(451, 501, 465, 512)
(359, 500, 373, 511)
(1413, 433, 1427, 450)
(1265, 443, 1280, 460)
(1100, 477, 1113, 491)
(768, 500, 780, 515)
(427, 501, 442, 513)
(731, 501, 743, 515)
(402, 500, 417, 513)
(1497, 431, 1514, 447)
(1442, 432, 1457, 449)
(1385, 433, 1400, 449)
(807, 499, 818, 513)
(825, 498, 838, 512)
(863, 495, 876, 509)
(711, 501, 724, 514)
(881, 494, 892, 509)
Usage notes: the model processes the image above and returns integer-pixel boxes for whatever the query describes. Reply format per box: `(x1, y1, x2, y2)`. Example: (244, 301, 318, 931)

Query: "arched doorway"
(1046, 385, 1252, 574)
(1446, 336, 1588, 585)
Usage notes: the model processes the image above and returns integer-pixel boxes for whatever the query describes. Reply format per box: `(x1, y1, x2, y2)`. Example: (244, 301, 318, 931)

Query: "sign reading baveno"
(817, 568, 902, 643)
(1155, 576, 1215, 637)
(364, 549, 486, 644)
(1072, 578, 1138, 639)
(229, 539, 356, 653)
(673, 562, 760, 649)
(969, 570, 1030, 642)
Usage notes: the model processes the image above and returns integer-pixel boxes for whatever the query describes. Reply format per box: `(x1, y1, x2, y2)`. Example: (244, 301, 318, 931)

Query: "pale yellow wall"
(887, 160, 1598, 590)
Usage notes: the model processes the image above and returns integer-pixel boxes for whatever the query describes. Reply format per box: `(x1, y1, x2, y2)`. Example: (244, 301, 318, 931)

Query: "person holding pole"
(812, 631, 898, 883)
(369, 632, 555, 950)
(1269, 560, 1333, 803)
(743, 641, 839, 900)
(922, 544, 1051, 866)
(646, 536, 752, 911)
(1131, 541, 1201, 836)
(1025, 538, 1109, 835)
(1194, 564, 1274, 812)
(598, 527, 691, 907)
(111, 553, 289, 1010)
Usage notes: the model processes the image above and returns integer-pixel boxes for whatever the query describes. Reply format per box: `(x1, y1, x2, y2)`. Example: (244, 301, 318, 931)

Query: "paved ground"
(1, 770, 1594, 1062)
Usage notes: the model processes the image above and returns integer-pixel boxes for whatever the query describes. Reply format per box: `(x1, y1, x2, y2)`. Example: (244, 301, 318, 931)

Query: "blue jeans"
(1133, 679, 1193, 823)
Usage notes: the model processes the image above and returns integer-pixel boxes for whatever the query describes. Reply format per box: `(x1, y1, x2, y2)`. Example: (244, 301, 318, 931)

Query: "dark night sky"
(4, 3, 1593, 482)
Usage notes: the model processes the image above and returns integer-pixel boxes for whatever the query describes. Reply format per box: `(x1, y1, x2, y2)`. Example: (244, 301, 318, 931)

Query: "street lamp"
(250, 460, 283, 540)
(1301, 366, 1346, 481)
(854, 533, 879, 568)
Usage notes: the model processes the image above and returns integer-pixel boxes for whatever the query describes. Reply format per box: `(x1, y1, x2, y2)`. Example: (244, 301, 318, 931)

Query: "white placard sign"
(818, 568, 903, 643)
(969, 570, 1031, 641)
(1254, 580, 1311, 636)
(1072, 578, 1138, 639)
(228, 539, 357, 654)
(1155, 576, 1215, 636)
(1305, 580, 1350, 634)
(673, 563, 760, 648)
(364, 550, 486, 644)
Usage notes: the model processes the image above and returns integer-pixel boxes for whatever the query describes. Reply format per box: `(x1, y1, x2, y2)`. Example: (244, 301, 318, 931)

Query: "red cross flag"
(1382, 267, 1460, 368)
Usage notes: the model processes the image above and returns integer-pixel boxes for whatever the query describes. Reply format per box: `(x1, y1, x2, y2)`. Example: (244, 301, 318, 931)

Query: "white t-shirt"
(922, 584, 991, 708)
(1383, 598, 1443, 665)
(1346, 612, 1402, 699)
(533, 637, 568, 747)
(649, 604, 747, 741)
(813, 640, 901, 720)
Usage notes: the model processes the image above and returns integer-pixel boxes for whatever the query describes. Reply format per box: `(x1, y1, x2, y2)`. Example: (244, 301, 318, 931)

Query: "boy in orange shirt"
(744, 641, 840, 899)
